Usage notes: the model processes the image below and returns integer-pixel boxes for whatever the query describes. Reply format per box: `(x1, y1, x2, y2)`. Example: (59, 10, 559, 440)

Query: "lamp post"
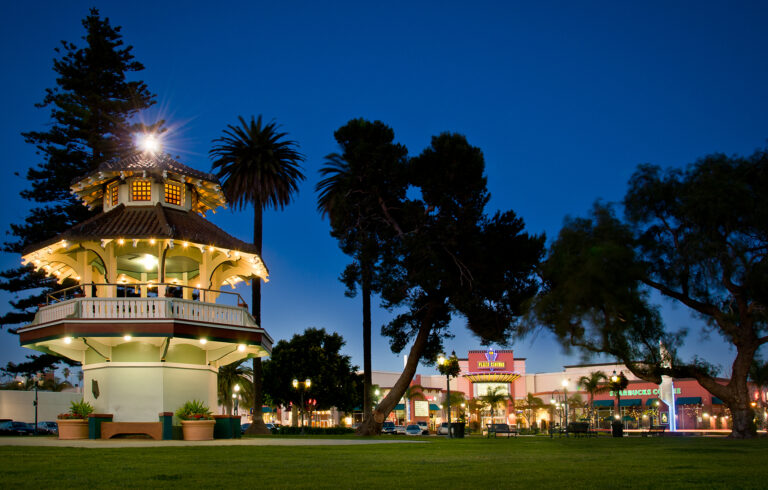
(292, 378, 311, 435)
(610, 370, 627, 437)
(232, 384, 241, 416)
(550, 397, 556, 438)
(33, 373, 41, 434)
(437, 351, 460, 438)
(562, 379, 569, 437)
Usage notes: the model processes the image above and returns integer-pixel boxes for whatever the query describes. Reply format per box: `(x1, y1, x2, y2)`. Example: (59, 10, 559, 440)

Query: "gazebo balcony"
(18, 283, 271, 365)
(32, 282, 256, 328)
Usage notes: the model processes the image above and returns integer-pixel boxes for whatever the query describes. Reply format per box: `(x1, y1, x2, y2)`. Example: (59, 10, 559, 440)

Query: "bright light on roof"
(137, 133, 161, 154)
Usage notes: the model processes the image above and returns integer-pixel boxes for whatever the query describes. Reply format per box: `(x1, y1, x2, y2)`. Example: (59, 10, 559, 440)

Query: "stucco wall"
(0, 390, 83, 423)
(84, 362, 216, 422)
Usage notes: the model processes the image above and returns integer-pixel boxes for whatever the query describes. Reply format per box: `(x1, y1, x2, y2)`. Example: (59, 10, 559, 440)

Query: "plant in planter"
(57, 400, 94, 439)
(176, 400, 215, 440)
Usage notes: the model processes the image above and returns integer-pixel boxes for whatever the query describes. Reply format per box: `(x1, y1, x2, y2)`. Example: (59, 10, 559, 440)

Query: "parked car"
(240, 423, 251, 434)
(405, 424, 423, 436)
(38, 421, 58, 435)
(265, 423, 277, 432)
(437, 422, 450, 435)
(0, 421, 35, 436)
(417, 421, 429, 435)
(381, 421, 396, 434)
(394, 425, 406, 435)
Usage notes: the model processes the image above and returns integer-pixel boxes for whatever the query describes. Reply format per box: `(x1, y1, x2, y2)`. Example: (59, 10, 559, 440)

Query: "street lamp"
(292, 378, 311, 435)
(33, 373, 42, 434)
(437, 351, 460, 438)
(550, 397, 556, 438)
(232, 384, 241, 416)
(562, 379, 569, 437)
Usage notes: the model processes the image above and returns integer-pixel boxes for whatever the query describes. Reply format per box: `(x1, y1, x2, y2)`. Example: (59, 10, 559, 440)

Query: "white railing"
(32, 297, 258, 329)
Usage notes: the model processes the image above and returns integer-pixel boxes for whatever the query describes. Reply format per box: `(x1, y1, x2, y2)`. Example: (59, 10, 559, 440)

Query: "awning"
(395, 404, 405, 411)
(623, 415, 635, 421)
(593, 400, 614, 407)
(619, 398, 642, 407)
(429, 404, 440, 411)
(712, 397, 723, 405)
(676, 397, 702, 405)
(261, 407, 274, 413)
(646, 398, 663, 406)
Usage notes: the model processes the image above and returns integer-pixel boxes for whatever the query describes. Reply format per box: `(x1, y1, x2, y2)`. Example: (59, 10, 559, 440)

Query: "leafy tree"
(0, 8, 158, 373)
(578, 371, 609, 427)
(210, 115, 305, 434)
(480, 386, 509, 424)
(316, 119, 408, 421)
(515, 393, 545, 428)
(262, 328, 362, 421)
(357, 133, 544, 435)
(217, 360, 254, 415)
(533, 148, 768, 438)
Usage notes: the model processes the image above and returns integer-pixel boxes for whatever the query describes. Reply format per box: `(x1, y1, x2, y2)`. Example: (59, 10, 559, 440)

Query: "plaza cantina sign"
(477, 349, 505, 371)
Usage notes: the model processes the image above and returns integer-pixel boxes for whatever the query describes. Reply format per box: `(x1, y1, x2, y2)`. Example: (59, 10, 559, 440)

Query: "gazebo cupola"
(17, 147, 272, 422)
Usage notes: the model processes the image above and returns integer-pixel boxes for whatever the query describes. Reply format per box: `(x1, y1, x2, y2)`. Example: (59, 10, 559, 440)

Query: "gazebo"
(16, 147, 271, 424)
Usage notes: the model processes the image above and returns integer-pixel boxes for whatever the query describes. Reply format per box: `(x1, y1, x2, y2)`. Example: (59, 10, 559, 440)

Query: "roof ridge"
(154, 203, 173, 235)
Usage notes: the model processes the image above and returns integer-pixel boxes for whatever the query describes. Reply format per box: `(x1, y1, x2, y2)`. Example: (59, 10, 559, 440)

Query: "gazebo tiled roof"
(23, 203, 263, 264)
(70, 152, 226, 213)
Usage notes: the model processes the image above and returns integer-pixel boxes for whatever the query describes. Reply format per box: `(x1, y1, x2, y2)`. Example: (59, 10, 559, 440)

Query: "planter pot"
(181, 420, 215, 441)
(58, 419, 89, 440)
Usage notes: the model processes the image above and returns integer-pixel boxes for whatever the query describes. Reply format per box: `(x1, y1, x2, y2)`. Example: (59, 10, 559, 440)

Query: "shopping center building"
(359, 347, 764, 431)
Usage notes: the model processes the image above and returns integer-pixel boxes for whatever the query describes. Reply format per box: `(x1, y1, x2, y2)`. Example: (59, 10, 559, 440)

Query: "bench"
(486, 423, 518, 438)
(643, 425, 666, 437)
(101, 422, 163, 440)
(566, 422, 597, 438)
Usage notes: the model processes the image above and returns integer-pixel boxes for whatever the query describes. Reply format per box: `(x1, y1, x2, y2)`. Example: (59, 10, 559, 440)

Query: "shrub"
(58, 399, 94, 419)
(175, 400, 213, 420)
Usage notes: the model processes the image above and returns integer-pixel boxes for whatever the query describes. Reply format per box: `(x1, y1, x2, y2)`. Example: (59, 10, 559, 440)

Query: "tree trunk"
(356, 309, 434, 436)
(362, 267, 372, 420)
(245, 208, 270, 435)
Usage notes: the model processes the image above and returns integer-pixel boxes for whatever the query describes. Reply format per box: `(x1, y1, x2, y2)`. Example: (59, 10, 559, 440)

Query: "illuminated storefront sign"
(477, 349, 506, 370)
(478, 361, 506, 368)
(609, 388, 682, 397)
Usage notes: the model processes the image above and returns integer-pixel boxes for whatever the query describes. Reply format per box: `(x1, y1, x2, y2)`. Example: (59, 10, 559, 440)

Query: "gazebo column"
(104, 242, 118, 297)
(77, 250, 93, 297)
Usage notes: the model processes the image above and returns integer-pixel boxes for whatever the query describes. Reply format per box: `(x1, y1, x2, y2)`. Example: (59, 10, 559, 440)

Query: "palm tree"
(578, 370, 608, 427)
(515, 393, 544, 428)
(480, 386, 509, 425)
(62, 367, 71, 385)
(211, 115, 305, 434)
(217, 360, 254, 415)
(316, 119, 407, 426)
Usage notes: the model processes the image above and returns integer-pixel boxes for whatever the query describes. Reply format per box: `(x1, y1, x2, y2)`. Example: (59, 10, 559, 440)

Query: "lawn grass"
(2, 435, 767, 488)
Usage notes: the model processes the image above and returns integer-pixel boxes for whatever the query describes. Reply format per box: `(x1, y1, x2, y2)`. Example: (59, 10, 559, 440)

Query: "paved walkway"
(0, 436, 425, 448)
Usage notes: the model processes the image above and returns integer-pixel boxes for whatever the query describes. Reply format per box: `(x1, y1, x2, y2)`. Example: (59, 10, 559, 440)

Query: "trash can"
(230, 416, 242, 439)
(611, 420, 624, 438)
(451, 422, 465, 438)
(214, 415, 233, 439)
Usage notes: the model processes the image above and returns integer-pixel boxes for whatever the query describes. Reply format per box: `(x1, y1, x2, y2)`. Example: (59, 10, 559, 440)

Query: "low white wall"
(0, 390, 83, 423)
(84, 362, 217, 422)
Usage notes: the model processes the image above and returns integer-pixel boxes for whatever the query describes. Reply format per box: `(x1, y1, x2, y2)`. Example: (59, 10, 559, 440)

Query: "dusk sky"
(1, 1, 766, 378)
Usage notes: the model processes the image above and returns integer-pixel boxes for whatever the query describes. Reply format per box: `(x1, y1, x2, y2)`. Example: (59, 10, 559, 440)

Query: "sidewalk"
(0, 436, 425, 448)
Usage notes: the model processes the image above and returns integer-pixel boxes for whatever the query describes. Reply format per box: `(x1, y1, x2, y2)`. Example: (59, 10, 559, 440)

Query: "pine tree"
(0, 9, 159, 368)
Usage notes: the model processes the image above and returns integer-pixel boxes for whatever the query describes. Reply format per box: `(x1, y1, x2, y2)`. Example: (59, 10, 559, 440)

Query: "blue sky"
(0, 1, 766, 377)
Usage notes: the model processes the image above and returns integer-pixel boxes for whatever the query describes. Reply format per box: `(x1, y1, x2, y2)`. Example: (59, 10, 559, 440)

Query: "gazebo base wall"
(83, 362, 217, 422)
